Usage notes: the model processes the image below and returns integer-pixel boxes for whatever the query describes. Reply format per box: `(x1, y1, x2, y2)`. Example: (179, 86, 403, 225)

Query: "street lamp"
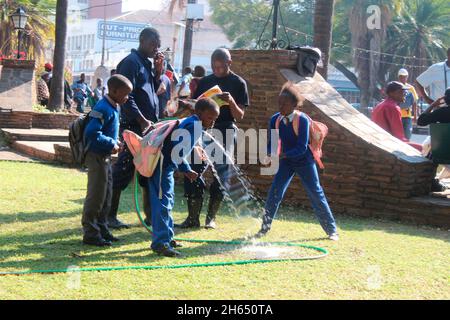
(10, 7, 28, 59)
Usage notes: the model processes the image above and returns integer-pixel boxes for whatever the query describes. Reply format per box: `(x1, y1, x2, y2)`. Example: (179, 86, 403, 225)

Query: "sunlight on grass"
(0, 161, 449, 300)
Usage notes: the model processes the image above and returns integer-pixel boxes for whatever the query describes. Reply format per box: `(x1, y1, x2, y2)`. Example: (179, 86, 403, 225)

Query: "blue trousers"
(263, 159, 337, 236)
(402, 117, 413, 140)
(148, 162, 176, 250)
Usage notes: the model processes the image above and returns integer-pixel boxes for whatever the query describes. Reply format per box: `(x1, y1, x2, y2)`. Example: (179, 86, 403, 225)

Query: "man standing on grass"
(108, 27, 165, 229)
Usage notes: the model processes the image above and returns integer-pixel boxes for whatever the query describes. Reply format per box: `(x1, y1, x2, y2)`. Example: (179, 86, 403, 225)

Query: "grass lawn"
(0, 161, 449, 300)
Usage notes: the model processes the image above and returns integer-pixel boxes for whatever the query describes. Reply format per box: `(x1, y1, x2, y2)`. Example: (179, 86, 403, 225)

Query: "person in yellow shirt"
(397, 68, 418, 140)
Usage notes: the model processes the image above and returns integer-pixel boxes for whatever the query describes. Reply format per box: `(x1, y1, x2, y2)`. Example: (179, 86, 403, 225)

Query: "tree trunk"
(182, 0, 196, 69)
(48, 0, 68, 111)
(313, 0, 335, 80)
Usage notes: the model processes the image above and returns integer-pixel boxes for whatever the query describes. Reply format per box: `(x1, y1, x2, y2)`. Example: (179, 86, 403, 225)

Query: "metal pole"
(101, 0, 106, 66)
(271, 0, 280, 49)
(17, 30, 21, 59)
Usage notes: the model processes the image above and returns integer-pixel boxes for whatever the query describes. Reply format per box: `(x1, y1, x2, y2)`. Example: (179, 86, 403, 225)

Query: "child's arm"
(284, 115, 309, 158)
(266, 115, 277, 157)
(173, 121, 201, 174)
(84, 112, 116, 153)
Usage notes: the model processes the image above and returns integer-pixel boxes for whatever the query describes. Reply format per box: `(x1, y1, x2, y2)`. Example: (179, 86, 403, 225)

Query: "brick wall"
(230, 50, 442, 225)
(0, 111, 77, 130)
(0, 60, 36, 111)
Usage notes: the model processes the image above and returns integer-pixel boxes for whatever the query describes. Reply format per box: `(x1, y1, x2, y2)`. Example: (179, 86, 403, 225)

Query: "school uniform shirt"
(416, 61, 450, 101)
(372, 98, 407, 141)
(84, 96, 120, 156)
(267, 112, 315, 166)
(162, 114, 203, 173)
(117, 49, 161, 126)
(192, 72, 250, 125)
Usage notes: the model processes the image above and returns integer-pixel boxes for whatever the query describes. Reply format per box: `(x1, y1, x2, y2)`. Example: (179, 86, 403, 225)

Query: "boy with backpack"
(257, 83, 339, 241)
(146, 98, 219, 257)
(81, 75, 133, 246)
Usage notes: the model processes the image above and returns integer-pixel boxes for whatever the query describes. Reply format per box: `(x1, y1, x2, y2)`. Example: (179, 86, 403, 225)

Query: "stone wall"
(0, 60, 36, 111)
(230, 50, 442, 225)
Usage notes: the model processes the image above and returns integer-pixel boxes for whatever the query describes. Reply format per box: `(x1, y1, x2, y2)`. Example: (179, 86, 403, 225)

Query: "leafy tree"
(0, 0, 55, 62)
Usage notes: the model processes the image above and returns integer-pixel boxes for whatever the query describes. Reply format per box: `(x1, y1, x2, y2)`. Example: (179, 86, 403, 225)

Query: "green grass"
(0, 161, 449, 300)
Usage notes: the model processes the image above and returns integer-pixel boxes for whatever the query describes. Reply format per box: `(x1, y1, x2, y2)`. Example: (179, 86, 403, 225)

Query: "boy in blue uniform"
(82, 75, 133, 246)
(258, 84, 339, 241)
(149, 98, 220, 257)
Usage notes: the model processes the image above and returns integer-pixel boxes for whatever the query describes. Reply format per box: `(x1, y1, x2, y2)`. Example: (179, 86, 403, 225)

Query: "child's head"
(96, 78, 103, 87)
(279, 82, 301, 116)
(107, 75, 133, 105)
(194, 98, 220, 129)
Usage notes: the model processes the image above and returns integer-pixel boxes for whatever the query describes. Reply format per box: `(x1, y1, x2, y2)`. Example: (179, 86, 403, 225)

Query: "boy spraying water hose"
(124, 98, 220, 257)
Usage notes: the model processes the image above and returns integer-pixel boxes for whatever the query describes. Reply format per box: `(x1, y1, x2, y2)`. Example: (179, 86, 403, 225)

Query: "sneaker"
(170, 240, 183, 248)
(328, 233, 339, 241)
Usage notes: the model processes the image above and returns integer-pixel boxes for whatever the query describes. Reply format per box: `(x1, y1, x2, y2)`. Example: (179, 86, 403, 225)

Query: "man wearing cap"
(416, 48, 450, 104)
(398, 68, 418, 140)
(372, 81, 409, 141)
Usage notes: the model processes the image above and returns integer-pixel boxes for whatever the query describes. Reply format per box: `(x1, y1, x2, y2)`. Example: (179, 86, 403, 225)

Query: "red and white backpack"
(275, 110, 328, 169)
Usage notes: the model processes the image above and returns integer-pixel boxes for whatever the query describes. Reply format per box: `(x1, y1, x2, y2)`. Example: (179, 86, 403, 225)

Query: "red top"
(372, 98, 407, 142)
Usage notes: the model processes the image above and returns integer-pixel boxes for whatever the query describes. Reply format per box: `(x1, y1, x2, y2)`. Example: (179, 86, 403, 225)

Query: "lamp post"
(10, 7, 28, 59)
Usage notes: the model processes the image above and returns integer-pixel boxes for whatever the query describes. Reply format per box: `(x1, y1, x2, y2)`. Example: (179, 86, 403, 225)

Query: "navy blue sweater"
(267, 112, 314, 165)
(84, 97, 119, 156)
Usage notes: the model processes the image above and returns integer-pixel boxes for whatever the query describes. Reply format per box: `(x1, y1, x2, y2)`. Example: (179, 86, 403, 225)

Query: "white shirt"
(416, 60, 450, 101)
(281, 112, 296, 125)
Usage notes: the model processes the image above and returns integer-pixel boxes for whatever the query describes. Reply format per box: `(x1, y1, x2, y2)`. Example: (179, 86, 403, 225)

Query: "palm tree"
(382, 0, 450, 82)
(47, 0, 67, 111)
(333, 0, 402, 114)
(0, 0, 55, 62)
(313, 0, 336, 80)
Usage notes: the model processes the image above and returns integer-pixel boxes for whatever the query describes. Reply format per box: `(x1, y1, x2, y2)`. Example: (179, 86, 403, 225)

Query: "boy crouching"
(82, 75, 133, 246)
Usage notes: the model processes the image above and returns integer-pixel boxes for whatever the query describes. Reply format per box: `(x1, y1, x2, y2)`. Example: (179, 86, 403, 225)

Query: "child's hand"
(112, 144, 120, 155)
(260, 156, 272, 167)
(118, 141, 124, 153)
(184, 170, 199, 182)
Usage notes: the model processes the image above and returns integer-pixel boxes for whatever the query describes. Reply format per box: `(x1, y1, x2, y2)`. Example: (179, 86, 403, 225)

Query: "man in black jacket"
(108, 27, 165, 229)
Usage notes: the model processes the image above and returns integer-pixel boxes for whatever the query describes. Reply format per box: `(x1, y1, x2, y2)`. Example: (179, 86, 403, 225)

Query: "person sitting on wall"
(417, 87, 450, 191)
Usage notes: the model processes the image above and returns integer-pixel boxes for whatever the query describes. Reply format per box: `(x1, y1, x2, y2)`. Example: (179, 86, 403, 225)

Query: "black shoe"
(143, 217, 152, 226)
(152, 244, 181, 257)
(107, 218, 130, 229)
(170, 240, 183, 248)
(431, 178, 447, 192)
(83, 238, 112, 247)
(175, 218, 200, 229)
(102, 233, 120, 242)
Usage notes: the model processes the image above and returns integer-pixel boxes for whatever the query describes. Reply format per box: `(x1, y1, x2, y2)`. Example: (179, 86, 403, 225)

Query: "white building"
(66, 4, 232, 84)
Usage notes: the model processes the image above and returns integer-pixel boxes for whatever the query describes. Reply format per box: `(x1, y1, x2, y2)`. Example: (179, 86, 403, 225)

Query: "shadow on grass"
(0, 210, 81, 224)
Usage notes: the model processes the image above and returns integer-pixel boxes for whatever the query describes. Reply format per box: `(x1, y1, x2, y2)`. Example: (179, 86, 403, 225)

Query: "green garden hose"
(0, 166, 329, 277)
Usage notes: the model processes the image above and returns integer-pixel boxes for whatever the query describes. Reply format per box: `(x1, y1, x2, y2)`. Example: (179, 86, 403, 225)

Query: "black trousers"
(112, 126, 148, 190)
(82, 152, 113, 240)
(183, 124, 237, 200)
